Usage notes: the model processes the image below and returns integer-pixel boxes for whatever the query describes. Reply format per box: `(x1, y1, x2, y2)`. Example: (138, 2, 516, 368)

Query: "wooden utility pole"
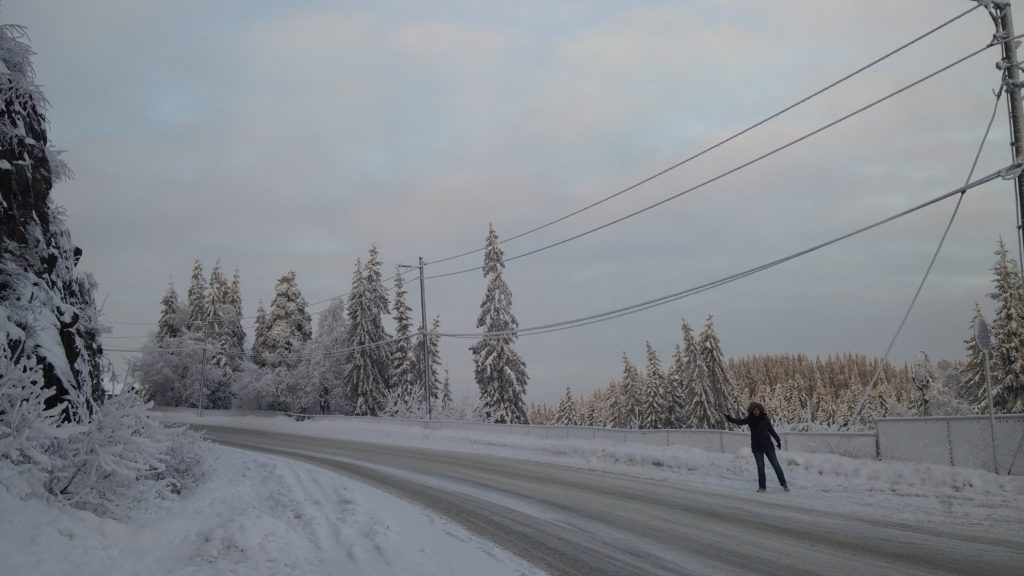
(399, 258, 432, 419)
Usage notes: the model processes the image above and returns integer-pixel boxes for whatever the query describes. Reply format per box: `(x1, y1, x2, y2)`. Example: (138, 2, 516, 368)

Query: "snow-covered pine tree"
(251, 300, 269, 367)
(260, 271, 312, 369)
(580, 394, 596, 427)
(989, 238, 1024, 413)
(344, 257, 390, 416)
(309, 296, 347, 414)
(184, 259, 207, 335)
(1, 21, 102, 419)
(961, 303, 988, 414)
(911, 351, 934, 417)
(441, 367, 453, 411)
(617, 353, 643, 429)
(605, 379, 623, 428)
(156, 280, 182, 343)
(640, 342, 668, 429)
(471, 225, 529, 424)
(390, 269, 416, 404)
(206, 260, 236, 369)
(364, 244, 391, 387)
(412, 315, 443, 407)
(556, 386, 578, 425)
(682, 319, 717, 429)
(665, 343, 687, 428)
(698, 314, 734, 429)
(228, 268, 245, 360)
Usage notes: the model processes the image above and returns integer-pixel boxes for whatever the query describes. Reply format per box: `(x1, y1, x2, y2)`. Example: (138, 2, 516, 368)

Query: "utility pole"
(419, 256, 431, 420)
(992, 2, 1024, 273)
(198, 320, 207, 417)
(399, 258, 431, 420)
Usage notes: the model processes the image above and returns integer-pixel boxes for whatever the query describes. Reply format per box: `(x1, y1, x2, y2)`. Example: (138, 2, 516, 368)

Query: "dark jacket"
(726, 411, 781, 452)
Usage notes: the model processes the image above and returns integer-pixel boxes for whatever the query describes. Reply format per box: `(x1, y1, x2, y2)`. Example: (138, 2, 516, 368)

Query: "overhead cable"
(423, 4, 981, 268)
(440, 164, 1017, 339)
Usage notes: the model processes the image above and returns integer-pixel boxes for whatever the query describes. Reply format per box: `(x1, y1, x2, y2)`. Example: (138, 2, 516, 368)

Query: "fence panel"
(878, 415, 1024, 475)
(877, 418, 950, 466)
(666, 430, 722, 452)
(995, 415, 1024, 475)
(785, 432, 876, 459)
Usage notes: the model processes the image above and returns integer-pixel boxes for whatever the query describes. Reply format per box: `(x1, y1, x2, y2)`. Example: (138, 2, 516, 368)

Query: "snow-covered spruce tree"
(616, 353, 643, 429)
(309, 296, 347, 414)
(665, 343, 687, 428)
(184, 259, 207, 335)
(156, 280, 182, 343)
(251, 300, 269, 367)
(471, 225, 529, 424)
(0, 20, 102, 420)
(556, 386, 578, 425)
(579, 394, 596, 427)
(911, 351, 934, 417)
(441, 367, 453, 411)
(228, 268, 245, 361)
(364, 244, 392, 387)
(682, 319, 717, 429)
(698, 314, 735, 429)
(640, 342, 668, 429)
(389, 268, 416, 404)
(989, 238, 1024, 413)
(259, 271, 312, 370)
(206, 260, 238, 370)
(344, 257, 390, 416)
(412, 315, 443, 407)
(960, 303, 988, 413)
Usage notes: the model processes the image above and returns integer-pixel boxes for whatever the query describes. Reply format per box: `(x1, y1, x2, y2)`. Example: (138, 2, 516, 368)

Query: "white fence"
(877, 415, 1024, 475)
(157, 407, 1024, 474)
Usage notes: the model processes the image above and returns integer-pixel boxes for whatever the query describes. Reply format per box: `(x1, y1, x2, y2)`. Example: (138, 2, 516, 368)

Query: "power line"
(426, 37, 1008, 282)
(423, 4, 981, 268)
(103, 12, 1002, 329)
(849, 74, 1008, 424)
(104, 329, 423, 359)
(439, 164, 1017, 339)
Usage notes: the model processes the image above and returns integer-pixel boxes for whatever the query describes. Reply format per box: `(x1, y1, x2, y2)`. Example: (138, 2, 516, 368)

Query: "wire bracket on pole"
(999, 162, 1024, 180)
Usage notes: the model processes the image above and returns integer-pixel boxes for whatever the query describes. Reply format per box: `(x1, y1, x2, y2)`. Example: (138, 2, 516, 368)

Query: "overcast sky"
(6, 0, 1021, 404)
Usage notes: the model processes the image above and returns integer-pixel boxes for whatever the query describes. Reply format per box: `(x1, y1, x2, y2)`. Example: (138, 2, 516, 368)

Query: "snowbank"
(0, 445, 544, 576)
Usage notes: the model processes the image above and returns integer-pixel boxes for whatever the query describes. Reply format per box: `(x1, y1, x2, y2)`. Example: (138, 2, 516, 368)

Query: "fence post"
(946, 419, 955, 468)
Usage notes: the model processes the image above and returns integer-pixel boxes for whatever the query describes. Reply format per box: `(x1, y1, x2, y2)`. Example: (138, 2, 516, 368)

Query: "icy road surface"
(189, 423, 1023, 576)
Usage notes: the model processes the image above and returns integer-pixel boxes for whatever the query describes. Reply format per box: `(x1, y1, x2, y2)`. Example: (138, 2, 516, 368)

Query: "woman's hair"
(747, 402, 766, 415)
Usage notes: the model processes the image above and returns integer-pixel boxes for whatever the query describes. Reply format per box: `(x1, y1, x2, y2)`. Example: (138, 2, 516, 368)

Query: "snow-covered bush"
(45, 393, 206, 517)
(137, 337, 234, 409)
(0, 345, 59, 492)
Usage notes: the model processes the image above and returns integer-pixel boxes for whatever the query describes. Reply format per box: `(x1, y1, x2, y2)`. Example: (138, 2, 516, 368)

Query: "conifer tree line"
(530, 238, 1024, 429)
(137, 229, 524, 422)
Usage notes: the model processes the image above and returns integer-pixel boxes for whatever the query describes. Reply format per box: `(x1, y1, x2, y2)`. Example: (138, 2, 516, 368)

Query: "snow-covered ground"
(0, 443, 544, 576)
(159, 410, 1024, 536)
(7, 409, 1020, 576)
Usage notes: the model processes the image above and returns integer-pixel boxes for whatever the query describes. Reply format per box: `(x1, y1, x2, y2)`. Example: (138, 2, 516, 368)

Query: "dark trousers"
(753, 447, 787, 489)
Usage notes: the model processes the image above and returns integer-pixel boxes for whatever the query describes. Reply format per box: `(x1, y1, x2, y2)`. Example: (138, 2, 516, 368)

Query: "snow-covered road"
(192, 422, 1023, 576)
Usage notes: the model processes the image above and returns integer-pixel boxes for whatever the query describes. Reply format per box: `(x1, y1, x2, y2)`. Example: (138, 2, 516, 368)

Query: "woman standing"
(725, 402, 789, 492)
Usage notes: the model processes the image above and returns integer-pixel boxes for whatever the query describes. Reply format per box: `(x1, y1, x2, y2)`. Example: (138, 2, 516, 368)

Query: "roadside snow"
(0, 444, 545, 576)
(158, 410, 1024, 536)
